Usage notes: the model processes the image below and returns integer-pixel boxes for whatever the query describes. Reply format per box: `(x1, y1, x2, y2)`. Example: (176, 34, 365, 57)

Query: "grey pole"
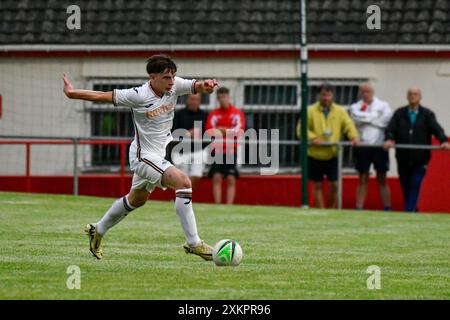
(337, 143, 344, 209)
(73, 138, 79, 196)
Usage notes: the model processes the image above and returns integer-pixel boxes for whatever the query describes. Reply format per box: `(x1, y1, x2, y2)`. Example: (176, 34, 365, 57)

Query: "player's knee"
(127, 191, 148, 208)
(177, 173, 192, 189)
(128, 197, 147, 208)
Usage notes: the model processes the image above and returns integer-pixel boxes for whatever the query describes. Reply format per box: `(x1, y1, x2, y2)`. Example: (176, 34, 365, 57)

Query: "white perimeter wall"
(0, 56, 449, 175)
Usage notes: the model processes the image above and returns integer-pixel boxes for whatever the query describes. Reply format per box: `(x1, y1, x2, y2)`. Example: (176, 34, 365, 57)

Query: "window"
(86, 78, 365, 173)
(87, 79, 210, 169)
(242, 80, 361, 110)
(244, 84, 297, 106)
(90, 111, 134, 167)
(87, 80, 145, 169)
(241, 80, 364, 171)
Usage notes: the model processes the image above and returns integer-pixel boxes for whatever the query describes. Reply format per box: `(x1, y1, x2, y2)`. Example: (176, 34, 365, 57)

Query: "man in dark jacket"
(384, 87, 449, 212)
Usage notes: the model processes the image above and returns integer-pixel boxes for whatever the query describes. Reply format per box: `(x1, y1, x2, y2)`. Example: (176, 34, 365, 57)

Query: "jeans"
(397, 163, 427, 212)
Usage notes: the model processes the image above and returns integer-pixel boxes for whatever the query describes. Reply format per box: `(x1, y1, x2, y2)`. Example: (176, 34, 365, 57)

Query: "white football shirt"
(350, 96, 392, 144)
(113, 76, 196, 156)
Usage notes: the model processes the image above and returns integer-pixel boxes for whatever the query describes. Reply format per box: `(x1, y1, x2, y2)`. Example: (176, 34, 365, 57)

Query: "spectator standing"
(205, 87, 245, 205)
(297, 83, 359, 208)
(350, 83, 392, 211)
(384, 87, 449, 212)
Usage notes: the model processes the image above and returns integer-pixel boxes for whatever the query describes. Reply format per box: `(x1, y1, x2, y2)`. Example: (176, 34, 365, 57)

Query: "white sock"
(175, 188, 201, 247)
(96, 195, 136, 236)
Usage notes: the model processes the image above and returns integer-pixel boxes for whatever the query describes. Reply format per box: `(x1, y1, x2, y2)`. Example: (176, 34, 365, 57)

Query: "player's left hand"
(441, 142, 450, 150)
(203, 79, 219, 93)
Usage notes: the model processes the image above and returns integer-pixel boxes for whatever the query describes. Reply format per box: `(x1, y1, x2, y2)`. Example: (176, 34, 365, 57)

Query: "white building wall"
(0, 58, 86, 174)
(0, 56, 449, 175)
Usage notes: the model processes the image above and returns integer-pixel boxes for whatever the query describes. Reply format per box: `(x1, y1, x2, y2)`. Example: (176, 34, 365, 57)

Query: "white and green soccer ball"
(212, 239, 243, 266)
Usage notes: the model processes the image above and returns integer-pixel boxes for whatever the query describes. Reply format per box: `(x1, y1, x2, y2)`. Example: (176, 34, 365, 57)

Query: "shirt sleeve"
(371, 102, 393, 128)
(384, 109, 400, 141)
(350, 101, 379, 124)
(428, 110, 448, 143)
(174, 76, 196, 97)
(307, 107, 319, 141)
(113, 87, 141, 107)
(342, 109, 359, 140)
(349, 102, 365, 124)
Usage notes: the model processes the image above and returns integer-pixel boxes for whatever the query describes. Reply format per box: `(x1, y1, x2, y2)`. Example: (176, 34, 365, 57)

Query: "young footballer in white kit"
(63, 55, 218, 261)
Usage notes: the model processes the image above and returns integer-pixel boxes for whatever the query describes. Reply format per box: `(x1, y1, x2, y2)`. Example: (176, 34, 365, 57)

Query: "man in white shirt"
(63, 55, 218, 261)
(350, 83, 392, 210)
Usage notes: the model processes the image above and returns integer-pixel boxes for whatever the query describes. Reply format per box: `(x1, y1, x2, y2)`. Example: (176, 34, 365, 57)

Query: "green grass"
(0, 191, 449, 300)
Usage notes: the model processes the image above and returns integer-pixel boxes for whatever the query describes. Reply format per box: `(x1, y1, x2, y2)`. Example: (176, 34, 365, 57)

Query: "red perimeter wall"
(1, 141, 448, 213)
(0, 174, 396, 208)
(0, 168, 448, 213)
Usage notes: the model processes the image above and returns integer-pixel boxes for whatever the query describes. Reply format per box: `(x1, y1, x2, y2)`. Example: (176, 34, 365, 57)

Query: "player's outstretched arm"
(194, 79, 219, 94)
(63, 73, 113, 103)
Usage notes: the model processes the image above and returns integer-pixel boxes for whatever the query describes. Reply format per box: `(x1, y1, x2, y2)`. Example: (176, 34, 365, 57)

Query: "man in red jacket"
(205, 87, 245, 204)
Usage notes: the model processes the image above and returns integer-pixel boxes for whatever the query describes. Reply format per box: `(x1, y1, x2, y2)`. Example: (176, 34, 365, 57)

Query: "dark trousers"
(397, 162, 427, 212)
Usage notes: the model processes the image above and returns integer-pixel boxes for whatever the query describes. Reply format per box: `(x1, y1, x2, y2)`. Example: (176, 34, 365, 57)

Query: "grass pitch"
(0, 191, 448, 299)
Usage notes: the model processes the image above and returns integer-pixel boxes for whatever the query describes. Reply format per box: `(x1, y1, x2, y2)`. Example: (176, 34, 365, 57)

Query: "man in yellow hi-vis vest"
(297, 84, 359, 208)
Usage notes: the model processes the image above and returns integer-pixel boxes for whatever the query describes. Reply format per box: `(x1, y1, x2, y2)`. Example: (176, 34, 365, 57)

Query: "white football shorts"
(129, 151, 173, 193)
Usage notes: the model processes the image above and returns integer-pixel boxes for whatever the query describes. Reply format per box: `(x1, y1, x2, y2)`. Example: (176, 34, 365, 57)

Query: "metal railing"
(0, 135, 445, 209)
(0, 136, 131, 196)
(324, 141, 443, 209)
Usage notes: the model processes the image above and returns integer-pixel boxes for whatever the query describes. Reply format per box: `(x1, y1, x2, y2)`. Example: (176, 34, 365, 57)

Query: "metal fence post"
(25, 142, 31, 192)
(73, 138, 79, 196)
(337, 143, 344, 210)
(299, 0, 309, 208)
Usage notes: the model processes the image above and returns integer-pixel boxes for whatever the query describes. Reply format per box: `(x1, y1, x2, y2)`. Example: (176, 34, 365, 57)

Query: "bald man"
(350, 83, 392, 211)
(384, 87, 449, 212)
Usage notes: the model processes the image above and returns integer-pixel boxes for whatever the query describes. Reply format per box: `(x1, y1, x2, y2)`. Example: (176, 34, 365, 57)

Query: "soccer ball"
(212, 239, 243, 266)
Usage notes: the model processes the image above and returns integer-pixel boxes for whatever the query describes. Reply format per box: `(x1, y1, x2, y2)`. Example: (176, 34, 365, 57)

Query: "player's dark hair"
(216, 87, 230, 96)
(319, 82, 333, 93)
(146, 54, 177, 74)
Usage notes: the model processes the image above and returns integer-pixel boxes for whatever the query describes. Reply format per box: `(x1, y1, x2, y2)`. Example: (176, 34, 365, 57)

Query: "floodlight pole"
(300, 0, 309, 208)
